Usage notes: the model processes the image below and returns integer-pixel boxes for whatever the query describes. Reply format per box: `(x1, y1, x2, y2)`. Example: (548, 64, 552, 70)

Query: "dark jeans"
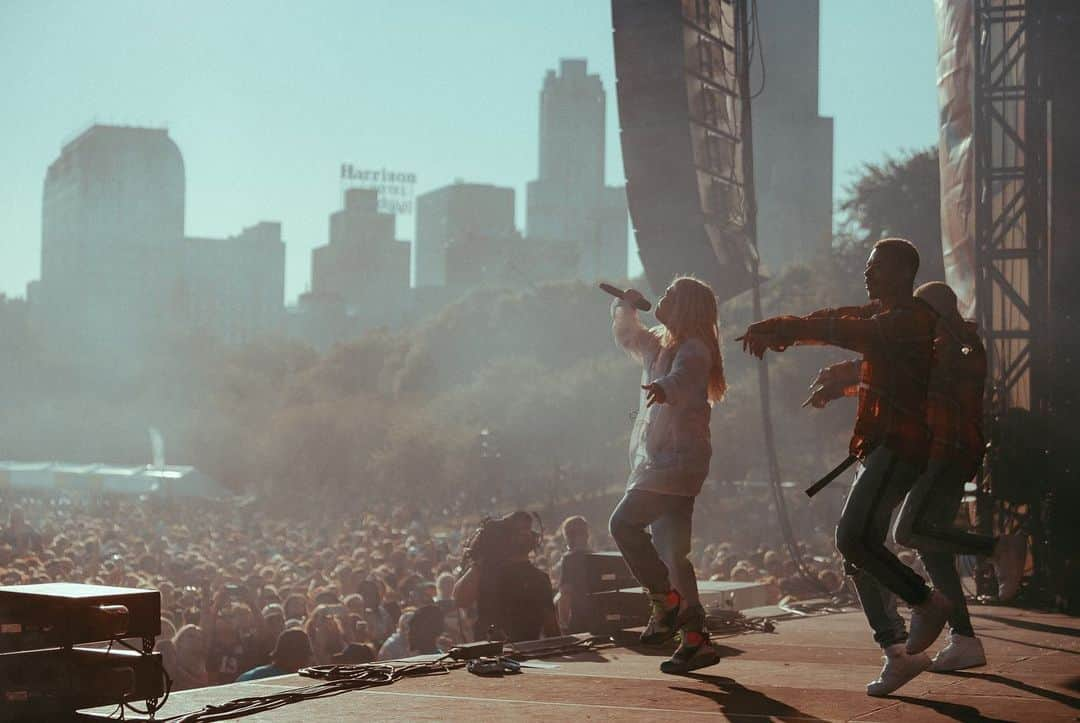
(892, 457, 995, 638)
(609, 490, 700, 610)
(836, 446, 931, 648)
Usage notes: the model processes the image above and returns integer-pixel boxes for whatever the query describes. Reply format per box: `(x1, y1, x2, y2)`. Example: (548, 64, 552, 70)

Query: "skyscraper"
(415, 181, 517, 289)
(181, 222, 285, 344)
(749, 0, 834, 272)
(310, 188, 410, 329)
(526, 59, 628, 283)
(38, 124, 287, 356)
(38, 124, 186, 357)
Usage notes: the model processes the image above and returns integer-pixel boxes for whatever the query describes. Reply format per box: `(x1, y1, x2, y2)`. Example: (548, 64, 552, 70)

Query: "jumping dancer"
(739, 239, 952, 696)
(805, 281, 1024, 676)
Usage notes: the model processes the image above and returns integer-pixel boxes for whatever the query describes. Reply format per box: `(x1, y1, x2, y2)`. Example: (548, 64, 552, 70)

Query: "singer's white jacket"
(611, 299, 713, 497)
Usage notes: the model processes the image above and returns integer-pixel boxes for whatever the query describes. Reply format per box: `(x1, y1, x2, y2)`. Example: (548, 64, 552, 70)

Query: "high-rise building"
(180, 222, 285, 344)
(38, 124, 186, 357)
(311, 188, 410, 330)
(526, 59, 628, 283)
(749, 0, 834, 272)
(415, 181, 517, 289)
(37, 124, 288, 356)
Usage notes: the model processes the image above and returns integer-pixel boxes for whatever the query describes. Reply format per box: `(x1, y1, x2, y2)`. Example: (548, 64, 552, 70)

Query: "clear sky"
(0, 0, 938, 302)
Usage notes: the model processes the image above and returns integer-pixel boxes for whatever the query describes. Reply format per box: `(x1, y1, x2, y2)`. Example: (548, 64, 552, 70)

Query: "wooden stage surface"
(80, 605, 1079, 722)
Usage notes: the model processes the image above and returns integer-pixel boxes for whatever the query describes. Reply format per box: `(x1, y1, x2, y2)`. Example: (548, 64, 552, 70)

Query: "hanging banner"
(935, 0, 976, 317)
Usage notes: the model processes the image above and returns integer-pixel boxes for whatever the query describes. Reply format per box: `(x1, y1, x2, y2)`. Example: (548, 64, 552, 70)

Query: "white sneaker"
(866, 643, 931, 697)
(991, 533, 1026, 601)
(930, 633, 986, 672)
(907, 589, 953, 654)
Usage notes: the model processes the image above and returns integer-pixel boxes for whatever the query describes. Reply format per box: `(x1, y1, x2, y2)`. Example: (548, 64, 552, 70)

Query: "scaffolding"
(972, 0, 1051, 593)
(973, 0, 1048, 416)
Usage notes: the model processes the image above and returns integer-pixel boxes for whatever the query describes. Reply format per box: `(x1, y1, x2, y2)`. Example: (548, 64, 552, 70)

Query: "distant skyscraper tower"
(310, 188, 410, 330)
(526, 59, 628, 282)
(415, 181, 516, 288)
(39, 124, 186, 356)
(750, 0, 834, 272)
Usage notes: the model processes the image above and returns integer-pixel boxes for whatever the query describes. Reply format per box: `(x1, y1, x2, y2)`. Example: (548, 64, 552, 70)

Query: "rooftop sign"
(340, 164, 416, 215)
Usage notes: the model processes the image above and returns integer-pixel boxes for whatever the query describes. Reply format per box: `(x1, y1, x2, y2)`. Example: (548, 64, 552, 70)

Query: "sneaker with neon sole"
(640, 588, 681, 645)
(660, 630, 721, 674)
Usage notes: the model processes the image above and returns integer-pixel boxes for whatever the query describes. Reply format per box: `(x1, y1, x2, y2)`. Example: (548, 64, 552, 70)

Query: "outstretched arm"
(612, 295, 660, 362)
(741, 303, 911, 357)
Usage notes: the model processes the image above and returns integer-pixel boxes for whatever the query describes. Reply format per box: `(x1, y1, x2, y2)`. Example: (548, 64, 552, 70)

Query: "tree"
(838, 147, 944, 284)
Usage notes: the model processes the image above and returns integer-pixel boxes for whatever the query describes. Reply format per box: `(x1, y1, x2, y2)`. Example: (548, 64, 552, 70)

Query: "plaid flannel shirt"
(926, 319, 986, 468)
(773, 298, 937, 465)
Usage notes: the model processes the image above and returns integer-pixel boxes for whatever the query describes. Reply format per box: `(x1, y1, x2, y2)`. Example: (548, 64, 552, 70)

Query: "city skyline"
(0, 0, 939, 303)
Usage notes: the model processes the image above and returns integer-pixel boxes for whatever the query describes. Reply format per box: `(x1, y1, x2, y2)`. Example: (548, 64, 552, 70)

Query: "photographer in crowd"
(452, 511, 559, 642)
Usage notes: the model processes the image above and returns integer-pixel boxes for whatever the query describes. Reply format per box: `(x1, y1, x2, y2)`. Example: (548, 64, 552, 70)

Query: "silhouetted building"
(35, 124, 288, 357)
(750, 0, 834, 272)
(526, 59, 628, 283)
(180, 222, 285, 344)
(311, 188, 411, 331)
(37, 124, 186, 360)
(415, 181, 519, 289)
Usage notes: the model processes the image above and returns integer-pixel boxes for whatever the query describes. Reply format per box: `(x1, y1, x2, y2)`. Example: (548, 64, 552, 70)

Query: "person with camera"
(199, 582, 267, 685)
(452, 510, 559, 642)
(305, 603, 349, 664)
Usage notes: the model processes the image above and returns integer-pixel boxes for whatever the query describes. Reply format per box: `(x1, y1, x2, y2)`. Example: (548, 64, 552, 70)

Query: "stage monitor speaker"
(0, 646, 164, 718)
(612, 0, 755, 303)
(0, 582, 160, 653)
(581, 551, 637, 594)
(588, 588, 651, 632)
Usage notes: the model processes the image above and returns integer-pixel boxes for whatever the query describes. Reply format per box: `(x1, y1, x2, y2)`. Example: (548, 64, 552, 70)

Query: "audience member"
(555, 515, 596, 633)
(236, 629, 313, 682)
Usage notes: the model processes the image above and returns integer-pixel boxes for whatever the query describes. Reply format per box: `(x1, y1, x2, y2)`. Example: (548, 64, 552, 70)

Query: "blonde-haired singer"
(608, 276, 725, 674)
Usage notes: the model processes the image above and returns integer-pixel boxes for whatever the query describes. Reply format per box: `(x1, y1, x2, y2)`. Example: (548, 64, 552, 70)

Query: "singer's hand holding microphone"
(598, 282, 651, 311)
(598, 282, 665, 406)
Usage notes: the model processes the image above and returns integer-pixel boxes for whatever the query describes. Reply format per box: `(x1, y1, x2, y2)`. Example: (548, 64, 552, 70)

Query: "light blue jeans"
(609, 489, 701, 612)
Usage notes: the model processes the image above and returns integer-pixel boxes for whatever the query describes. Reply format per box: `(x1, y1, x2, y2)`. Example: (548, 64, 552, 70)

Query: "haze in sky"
(0, 0, 938, 302)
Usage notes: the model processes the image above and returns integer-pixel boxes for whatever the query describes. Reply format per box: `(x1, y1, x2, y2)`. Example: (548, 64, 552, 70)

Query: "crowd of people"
(0, 486, 858, 690)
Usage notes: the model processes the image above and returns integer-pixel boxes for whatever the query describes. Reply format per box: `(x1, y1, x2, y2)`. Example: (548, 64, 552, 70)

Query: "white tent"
(0, 461, 224, 498)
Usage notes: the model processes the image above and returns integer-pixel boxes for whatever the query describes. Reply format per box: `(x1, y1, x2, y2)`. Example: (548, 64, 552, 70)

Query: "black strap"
(805, 454, 858, 498)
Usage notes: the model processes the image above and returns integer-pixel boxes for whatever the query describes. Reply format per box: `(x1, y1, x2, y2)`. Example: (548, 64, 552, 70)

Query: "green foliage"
(837, 147, 944, 283)
(0, 274, 861, 512)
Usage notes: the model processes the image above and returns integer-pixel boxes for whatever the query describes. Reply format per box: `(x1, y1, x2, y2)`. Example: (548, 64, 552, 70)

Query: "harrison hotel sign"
(340, 164, 416, 215)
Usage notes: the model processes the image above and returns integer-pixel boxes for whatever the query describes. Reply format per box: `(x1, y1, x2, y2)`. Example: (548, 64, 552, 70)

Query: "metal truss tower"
(972, 0, 1053, 595)
(973, 0, 1048, 420)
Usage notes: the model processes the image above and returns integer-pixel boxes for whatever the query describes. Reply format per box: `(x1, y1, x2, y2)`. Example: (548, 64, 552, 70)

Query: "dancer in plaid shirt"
(807, 282, 1025, 675)
(739, 239, 951, 696)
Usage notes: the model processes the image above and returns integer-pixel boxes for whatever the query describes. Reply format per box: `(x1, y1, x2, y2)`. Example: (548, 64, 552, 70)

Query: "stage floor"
(80, 605, 1079, 722)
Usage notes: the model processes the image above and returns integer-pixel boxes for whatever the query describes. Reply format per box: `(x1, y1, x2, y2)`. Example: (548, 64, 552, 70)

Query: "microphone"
(599, 282, 652, 312)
